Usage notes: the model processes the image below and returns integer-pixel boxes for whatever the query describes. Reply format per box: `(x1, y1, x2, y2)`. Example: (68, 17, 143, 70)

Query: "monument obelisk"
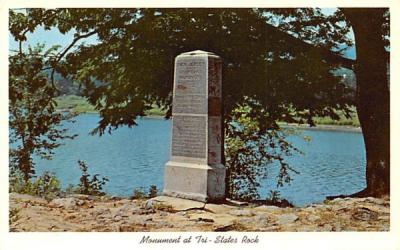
(163, 50, 225, 202)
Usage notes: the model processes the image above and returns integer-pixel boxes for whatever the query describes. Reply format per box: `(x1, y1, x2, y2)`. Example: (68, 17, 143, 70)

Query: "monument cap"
(179, 50, 218, 57)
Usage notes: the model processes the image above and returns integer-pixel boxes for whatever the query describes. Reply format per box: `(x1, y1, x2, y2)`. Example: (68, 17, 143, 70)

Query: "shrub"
(9, 169, 26, 194)
(9, 170, 61, 200)
(131, 185, 159, 200)
(265, 190, 293, 207)
(9, 207, 21, 225)
(148, 185, 158, 198)
(74, 160, 109, 196)
(225, 100, 301, 201)
(132, 187, 147, 199)
(33, 171, 61, 199)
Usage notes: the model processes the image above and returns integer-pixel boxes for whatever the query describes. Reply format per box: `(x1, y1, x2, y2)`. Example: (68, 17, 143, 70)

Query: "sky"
(8, 8, 356, 59)
(8, 26, 99, 53)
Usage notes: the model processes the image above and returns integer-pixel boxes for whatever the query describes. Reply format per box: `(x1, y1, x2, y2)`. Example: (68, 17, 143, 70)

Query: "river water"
(32, 113, 366, 206)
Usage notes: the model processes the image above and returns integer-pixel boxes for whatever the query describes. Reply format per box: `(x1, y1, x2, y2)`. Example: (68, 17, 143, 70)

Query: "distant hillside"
(47, 67, 357, 97)
(334, 67, 356, 90)
(55, 75, 83, 96)
(43, 69, 83, 96)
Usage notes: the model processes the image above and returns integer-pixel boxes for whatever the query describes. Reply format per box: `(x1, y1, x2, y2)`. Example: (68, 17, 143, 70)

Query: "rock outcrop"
(9, 193, 389, 232)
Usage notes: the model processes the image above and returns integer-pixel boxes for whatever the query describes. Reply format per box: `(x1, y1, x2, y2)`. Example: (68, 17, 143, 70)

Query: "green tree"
(9, 8, 352, 131)
(338, 8, 390, 197)
(9, 44, 76, 183)
(8, 8, 353, 199)
(9, 8, 390, 198)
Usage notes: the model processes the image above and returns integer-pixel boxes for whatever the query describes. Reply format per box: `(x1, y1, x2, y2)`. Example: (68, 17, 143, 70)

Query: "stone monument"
(163, 50, 225, 202)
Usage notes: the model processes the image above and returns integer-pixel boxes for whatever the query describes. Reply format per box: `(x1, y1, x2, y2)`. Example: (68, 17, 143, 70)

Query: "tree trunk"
(341, 8, 390, 197)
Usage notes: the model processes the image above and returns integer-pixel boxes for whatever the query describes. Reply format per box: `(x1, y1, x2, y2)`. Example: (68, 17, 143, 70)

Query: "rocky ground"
(9, 193, 389, 232)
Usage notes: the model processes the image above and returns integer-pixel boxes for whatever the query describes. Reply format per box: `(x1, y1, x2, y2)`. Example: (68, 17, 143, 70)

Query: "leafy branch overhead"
(10, 8, 359, 135)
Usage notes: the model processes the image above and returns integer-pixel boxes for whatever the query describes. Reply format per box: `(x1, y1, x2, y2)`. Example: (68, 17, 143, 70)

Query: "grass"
(55, 95, 360, 127)
(54, 95, 97, 113)
(144, 106, 167, 117)
(55, 95, 167, 116)
(312, 107, 360, 127)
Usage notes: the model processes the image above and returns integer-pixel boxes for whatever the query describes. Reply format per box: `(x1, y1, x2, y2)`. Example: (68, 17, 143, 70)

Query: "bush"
(225, 100, 301, 201)
(33, 172, 62, 199)
(265, 190, 293, 207)
(131, 185, 158, 199)
(9, 170, 61, 200)
(148, 185, 158, 198)
(73, 160, 109, 196)
(9, 207, 21, 225)
(9, 169, 26, 194)
(131, 187, 146, 199)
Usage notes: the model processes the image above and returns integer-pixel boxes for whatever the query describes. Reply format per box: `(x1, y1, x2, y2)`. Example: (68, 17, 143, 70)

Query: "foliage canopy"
(9, 8, 390, 198)
(9, 8, 355, 134)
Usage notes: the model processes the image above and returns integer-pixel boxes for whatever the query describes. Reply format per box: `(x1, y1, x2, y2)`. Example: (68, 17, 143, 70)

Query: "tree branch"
(265, 22, 356, 70)
(56, 30, 98, 62)
(50, 30, 98, 90)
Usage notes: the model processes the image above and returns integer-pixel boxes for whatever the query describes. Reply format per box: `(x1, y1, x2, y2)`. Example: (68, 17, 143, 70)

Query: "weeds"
(9, 208, 21, 225)
(9, 170, 61, 200)
(67, 160, 109, 196)
(131, 185, 159, 200)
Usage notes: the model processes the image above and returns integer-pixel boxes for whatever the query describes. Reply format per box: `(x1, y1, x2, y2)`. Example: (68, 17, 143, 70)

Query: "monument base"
(163, 161, 226, 202)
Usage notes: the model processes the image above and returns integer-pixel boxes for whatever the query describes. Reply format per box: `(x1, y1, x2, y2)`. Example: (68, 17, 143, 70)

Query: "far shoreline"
(60, 109, 362, 133)
(280, 123, 362, 133)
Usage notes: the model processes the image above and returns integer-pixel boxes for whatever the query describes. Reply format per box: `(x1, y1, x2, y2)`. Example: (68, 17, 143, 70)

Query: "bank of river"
(280, 123, 361, 133)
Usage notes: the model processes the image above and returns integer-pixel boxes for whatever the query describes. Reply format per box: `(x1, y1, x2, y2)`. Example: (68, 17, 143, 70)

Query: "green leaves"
(9, 44, 77, 182)
(9, 170, 61, 200)
(9, 8, 361, 134)
(225, 99, 301, 201)
(75, 160, 109, 196)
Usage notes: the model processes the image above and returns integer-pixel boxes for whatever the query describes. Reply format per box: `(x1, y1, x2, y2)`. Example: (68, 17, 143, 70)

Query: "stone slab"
(204, 203, 236, 214)
(149, 196, 205, 211)
(189, 213, 237, 226)
(276, 213, 299, 224)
